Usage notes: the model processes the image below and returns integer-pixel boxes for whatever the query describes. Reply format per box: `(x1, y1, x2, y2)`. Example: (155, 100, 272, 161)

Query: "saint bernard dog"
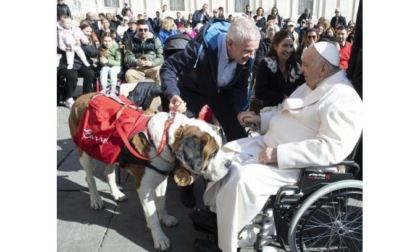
(68, 93, 231, 250)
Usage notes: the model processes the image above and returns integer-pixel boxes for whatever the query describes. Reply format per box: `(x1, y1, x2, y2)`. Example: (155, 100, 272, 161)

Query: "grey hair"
(227, 17, 261, 43)
(266, 25, 280, 36)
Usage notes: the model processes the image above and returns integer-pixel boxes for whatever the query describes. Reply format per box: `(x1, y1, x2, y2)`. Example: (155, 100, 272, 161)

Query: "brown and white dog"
(68, 93, 230, 250)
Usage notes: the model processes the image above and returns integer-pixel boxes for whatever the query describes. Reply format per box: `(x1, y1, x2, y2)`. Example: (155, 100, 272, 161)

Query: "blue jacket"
(160, 20, 254, 114)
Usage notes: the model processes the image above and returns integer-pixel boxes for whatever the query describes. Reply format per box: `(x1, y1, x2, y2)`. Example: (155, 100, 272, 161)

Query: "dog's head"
(170, 118, 231, 182)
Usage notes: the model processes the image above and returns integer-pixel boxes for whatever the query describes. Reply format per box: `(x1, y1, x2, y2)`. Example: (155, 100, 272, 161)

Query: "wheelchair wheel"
(288, 180, 362, 252)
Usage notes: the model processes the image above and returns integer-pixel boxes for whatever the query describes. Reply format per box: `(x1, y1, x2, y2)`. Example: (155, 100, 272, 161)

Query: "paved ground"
(57, 85, 212, 252)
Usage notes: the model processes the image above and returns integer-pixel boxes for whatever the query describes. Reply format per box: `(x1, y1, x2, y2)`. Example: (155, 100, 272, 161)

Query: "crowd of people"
(57, 1, 362, 252)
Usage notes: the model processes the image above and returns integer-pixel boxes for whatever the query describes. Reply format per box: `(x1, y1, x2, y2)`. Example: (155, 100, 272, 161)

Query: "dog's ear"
(130, 132, 151, 157)
(201, 133, 219, 171)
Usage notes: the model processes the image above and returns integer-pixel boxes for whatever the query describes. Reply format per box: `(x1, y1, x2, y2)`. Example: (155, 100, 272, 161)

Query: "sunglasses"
(307, 36, 317, 39)
(138, 28, 148, 32)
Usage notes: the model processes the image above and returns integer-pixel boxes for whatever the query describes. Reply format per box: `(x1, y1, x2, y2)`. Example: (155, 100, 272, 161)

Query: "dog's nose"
(224, 160, 232, 168)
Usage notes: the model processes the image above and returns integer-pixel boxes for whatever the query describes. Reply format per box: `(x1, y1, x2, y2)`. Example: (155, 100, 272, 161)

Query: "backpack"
(73, 94, 152, 164)
(193, 18, 230, 68)
(127, 82, 162, 109)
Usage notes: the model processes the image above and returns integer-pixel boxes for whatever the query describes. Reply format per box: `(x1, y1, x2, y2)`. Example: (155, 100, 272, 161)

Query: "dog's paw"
(112, 191, 127, 202)
(152, 232, 170, 251)
(161, 215, 178, 227)
(90, 193, 104, 210)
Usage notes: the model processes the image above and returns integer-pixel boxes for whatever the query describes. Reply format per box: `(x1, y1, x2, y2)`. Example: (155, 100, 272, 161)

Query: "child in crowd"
(182, 22, 197, 39)
(57, 15, 91, 69)
(98, 32, 122, 95)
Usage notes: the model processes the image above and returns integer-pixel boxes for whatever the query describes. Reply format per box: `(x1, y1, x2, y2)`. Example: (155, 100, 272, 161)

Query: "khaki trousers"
(125, 65, 161, 84)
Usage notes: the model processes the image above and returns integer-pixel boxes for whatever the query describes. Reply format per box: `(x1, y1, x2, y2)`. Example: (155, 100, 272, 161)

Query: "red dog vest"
(73, 94, 152, 164)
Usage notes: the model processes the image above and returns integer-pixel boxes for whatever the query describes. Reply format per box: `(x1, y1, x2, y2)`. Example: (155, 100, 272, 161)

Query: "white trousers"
(100, 66, 122, 90)
(203, 138, 301, 252)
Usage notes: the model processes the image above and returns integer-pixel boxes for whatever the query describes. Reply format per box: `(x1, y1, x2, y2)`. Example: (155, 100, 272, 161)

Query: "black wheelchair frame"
(243, 142, 362, 252)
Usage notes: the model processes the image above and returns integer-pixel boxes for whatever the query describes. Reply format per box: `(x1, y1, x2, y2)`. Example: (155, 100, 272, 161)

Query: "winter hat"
(128, 17, 137, 24)
(313, 41, 340, 67)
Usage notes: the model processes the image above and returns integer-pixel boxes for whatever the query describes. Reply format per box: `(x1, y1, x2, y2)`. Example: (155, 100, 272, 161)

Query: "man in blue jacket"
(160, 17, 260, 207)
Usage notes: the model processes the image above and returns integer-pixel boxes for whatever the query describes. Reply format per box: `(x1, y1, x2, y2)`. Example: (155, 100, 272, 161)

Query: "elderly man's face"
(227, 38, 259, 65)
(301, 46, 324, 90)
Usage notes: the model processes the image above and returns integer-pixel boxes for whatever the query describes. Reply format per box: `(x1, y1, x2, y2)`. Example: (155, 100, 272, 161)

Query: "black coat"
(57, 3, 72, 19)
(57, 42, 98, 71)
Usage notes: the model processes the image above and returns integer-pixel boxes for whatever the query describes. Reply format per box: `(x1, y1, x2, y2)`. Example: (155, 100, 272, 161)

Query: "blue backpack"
(193, 18, 230, 68)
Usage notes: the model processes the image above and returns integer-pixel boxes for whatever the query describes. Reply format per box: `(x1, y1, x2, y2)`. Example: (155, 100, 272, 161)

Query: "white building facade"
(66, 0, 360, 24)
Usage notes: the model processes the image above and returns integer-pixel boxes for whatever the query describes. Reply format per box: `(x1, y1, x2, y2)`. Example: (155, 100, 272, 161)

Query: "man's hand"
(259, 147, 277, 164)
(237, 111, 260, 127)
(138, 58, 152, 67)
(169, 95, 187, 114)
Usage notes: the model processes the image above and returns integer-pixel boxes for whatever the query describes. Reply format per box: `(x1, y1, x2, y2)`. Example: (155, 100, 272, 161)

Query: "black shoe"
(180, 183, 196, 208)
(189, 208, 217, 234)
(194, 239, 222, 252)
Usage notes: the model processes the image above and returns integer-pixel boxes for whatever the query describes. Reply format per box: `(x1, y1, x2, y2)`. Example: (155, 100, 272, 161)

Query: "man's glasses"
(307, 36, 316, 39)
(138, 28, 148, 32)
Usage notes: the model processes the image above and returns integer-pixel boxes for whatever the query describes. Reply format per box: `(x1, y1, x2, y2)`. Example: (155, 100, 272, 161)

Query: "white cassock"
(203, 70, 363, 252)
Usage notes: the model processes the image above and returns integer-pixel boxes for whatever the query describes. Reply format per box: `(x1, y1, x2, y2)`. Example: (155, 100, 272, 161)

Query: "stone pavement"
(56, 85, 211, 252)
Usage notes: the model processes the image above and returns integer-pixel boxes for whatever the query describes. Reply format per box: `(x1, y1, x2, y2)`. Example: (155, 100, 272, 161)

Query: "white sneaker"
(64, 98, 74, 109)
(109, 89, 117, 96)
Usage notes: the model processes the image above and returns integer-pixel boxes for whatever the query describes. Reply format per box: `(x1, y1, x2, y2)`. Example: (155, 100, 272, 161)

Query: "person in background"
(286, 20, 299, 50)
(57, 15, 91, 70)
(297, 8, 311, 24)
(299, 18, 315, 43)
(122, 17, 137, 47)
(296, 27, 318, 63)
(125, 20, 164, 84)
(121, 2, 133, 17)
(325, 26, 336, 37)
(296, 19, 306, 43)
(57, 23, 97, 108)
(253, 7, 266, 30)
(330, 8, 347, 29)
(174, 11, 184, 29)
(192, 3, 209, 28)
(97, 32, 122, 95)
(336, 25, 352, 70)
(267, 7, 283, 28)
(182, 22, 197, 39)
(161, 4, 170, 19)
(160, 18, 261, 208)
(346, 21, 356, 43)
(57, 0, 72, 20)
(254, 30, 305, 108)
(157, 18, 177, 45)
(153, 11, 162, 34)
(81, 12, 100, 36)
(98, 18, 121, 44)
(316, 23, 326, 40)
(243, 4, 252, 19)
(116, 16, 130, 38)
(211, 8, 219, 19)
(218, 7, 226, 19)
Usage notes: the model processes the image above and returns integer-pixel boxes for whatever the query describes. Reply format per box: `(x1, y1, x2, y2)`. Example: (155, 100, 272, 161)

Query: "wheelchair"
(239, 143, 362, 252)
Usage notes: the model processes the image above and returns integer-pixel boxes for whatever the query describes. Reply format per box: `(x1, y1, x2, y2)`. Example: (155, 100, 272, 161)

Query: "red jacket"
(339, 42, 352, 70)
